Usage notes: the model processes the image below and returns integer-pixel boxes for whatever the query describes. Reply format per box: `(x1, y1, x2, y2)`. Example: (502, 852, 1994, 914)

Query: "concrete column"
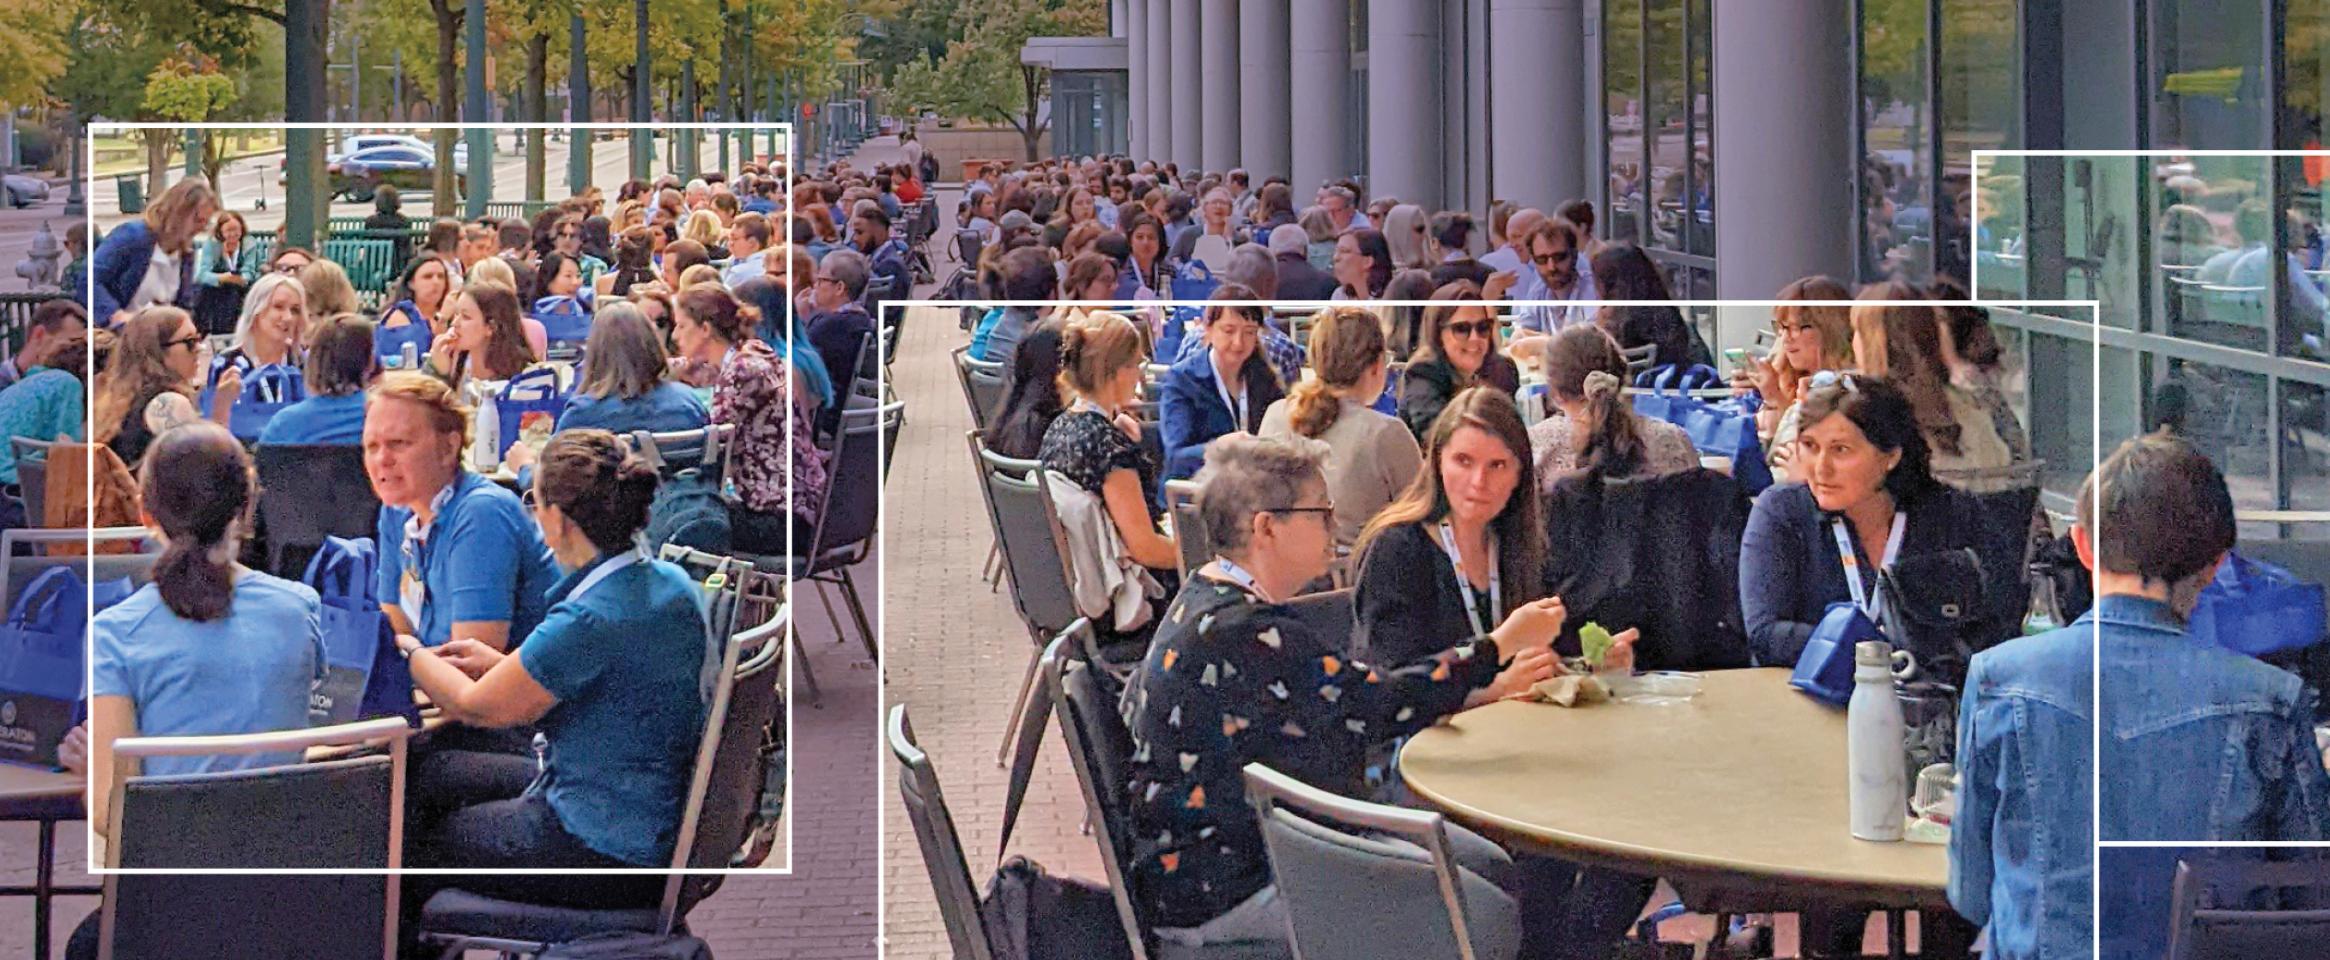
(1289, 0, 1350, 195)
(1239, 0, 1291, 180)
(1146, 0, 1174, 164)
(1199, 0, 1240, 173)
(1111, 0, 1128, 35)
(1170, 0, 1204, 172)
(1128, 0, 1150, 160)
(1710, 0, 1853, 298)
(1489, 0, 1584, 213)
(1367, 0, 1440, 210)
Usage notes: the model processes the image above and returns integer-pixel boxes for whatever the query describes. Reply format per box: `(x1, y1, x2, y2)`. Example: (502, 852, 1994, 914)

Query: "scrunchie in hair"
(1582, 369, 1622, 401)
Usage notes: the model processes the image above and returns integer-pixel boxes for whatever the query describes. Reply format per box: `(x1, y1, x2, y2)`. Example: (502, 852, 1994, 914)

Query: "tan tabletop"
(1399, 667, 1949, 913)
(0, 763, 80, 807)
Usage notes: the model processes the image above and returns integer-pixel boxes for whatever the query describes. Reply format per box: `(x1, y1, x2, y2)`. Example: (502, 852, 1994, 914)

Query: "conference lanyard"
(568, 548, 645, 605)
(1212, 358, 1247, 429)
(1831, 511, 1908, 622)
(1436, 521, 1501, 637)
(1213, 557, 1273, 604)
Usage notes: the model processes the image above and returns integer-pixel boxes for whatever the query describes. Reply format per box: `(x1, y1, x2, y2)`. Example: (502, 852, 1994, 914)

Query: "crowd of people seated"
(936, 151, 2118, 959)
(24, 157, 857, 954)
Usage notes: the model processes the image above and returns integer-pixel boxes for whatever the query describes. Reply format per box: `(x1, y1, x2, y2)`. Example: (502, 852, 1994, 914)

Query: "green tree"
(0, 0, 71, 113)
(140, 52, 237, 193)
(886, 0, 1103, 160)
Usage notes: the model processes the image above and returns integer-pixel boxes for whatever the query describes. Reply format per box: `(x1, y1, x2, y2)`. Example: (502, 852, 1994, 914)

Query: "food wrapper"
(1526, 673, 1611, 707)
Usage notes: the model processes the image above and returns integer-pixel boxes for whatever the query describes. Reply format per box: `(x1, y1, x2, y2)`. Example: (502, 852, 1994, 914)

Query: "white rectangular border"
(81, 120, 799, 877)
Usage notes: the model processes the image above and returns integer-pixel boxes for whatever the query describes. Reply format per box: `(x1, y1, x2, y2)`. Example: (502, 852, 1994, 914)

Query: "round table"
(0, 762, 93, 960)
(1399, 667, 1949, 917)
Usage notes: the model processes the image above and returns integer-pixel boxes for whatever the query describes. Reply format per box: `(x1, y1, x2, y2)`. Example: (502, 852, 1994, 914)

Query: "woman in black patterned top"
(1121, 433, 1568, 947)
(1040, 311, 1180, 657)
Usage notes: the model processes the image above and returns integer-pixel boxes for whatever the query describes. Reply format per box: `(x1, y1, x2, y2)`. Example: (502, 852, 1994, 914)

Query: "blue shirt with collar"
(89, 572, 325, 777)
(373, 470, 560, 649)
(556, 381, 711, 435)
(517, 551, 712, 866)
(1947, 602, 2094, 960)
(2099, 593, 2330, 841)
(257, 391, 369, 446)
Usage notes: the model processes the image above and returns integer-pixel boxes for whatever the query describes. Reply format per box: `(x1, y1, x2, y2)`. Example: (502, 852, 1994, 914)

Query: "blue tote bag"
(0, 566, 132, 766)
(376, 317, 434, 369)
(2188, 552, 2328, 658)
(1678, 398, 1773, 494)
(225, 364, 307, 441)
(491, 366, 571, 460)
(302, 536, 416, 725)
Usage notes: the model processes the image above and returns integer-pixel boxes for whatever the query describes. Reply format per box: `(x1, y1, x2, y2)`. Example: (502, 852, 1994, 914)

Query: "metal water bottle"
(1848, 640, 1909, 841)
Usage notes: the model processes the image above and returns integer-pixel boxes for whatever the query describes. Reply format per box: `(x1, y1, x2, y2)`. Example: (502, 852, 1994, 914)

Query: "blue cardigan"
(1737, 482, 1975, 668)
(91, 221, 193, 324)
(1156, 346, 1285, 486)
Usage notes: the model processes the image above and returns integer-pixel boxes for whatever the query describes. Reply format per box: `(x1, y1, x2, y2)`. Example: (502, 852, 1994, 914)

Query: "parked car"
(331, 145, 466, 203)
(278, 136, 466, 186)
(4, 174, 50, 208)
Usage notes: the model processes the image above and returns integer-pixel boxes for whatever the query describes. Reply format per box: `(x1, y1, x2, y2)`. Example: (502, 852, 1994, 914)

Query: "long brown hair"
(141, 422, 254, 622)
(459, 282, 540, 381)
(1356, 387, 1546, 611)
(1851, 279, 1962, 456)
(1287, 305, 1386, 439)
(1771, 275, 1854, 396)
(1544, 326, 1645, 478)
(1411, 280, 1492, 376)
(93, 307, 196, 445)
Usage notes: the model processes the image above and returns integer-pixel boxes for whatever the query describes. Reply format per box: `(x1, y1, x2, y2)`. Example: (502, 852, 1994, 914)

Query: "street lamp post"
(568, 8, 591, 196)
(463, 0, 492, 219)
(631, 0, 653, 181)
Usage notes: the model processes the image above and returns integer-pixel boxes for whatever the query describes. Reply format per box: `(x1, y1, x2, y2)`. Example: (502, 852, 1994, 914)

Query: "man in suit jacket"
(1270, 226, 1337, 302)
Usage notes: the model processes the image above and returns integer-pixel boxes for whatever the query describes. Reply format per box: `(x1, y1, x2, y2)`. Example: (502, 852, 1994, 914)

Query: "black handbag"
(980, 856, 1137, 960)
(1878, 547, 1987, 689)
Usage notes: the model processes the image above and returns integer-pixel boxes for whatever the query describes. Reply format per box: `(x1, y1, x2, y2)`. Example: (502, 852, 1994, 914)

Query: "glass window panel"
(1644, 0, 1683, 253)
(2155, 156, 2274, 349)
(1604, 0, 1644, 246)
(2153, 359, 2277, 517)
(1936, 0, 2017, 286)
(2149, 0, 2270, 151)
(1973, 153, 2025, 299)
(1859, 0, 1930, 284)
(1683, 0, 1713, 258)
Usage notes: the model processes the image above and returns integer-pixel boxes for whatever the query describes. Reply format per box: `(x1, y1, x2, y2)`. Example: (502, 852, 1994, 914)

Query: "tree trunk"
(283, 0, 330, 248)
(432, 0, 461, 217)
(143, 132, 168, 200)
(524, 5, 549, 202)
(1020, 66, 1044, 160)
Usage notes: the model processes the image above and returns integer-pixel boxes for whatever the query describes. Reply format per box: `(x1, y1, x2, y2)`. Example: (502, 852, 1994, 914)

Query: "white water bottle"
(472, 393, 501, 472)
(1847, 640, 1909, 841)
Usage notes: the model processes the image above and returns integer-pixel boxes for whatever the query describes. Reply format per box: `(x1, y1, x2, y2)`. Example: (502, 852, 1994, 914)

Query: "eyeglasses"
(1268, 502, 1337, 520)
(165, 335, 204, 352)
(1531, 252, 1573, 266)
(274, 262, 307, 274)
(1445, 320, 1495, 339)
(522, 488, 540, 510)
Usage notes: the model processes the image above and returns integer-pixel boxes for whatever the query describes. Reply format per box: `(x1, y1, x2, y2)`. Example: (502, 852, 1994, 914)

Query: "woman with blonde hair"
(1850, 279, 2014, 486)
(681, 209, 729, 260)
(91, 178, 220, 326)
(1258, 305, 1422, 544)
(1747, 275, 1856, 482)
(1040, 311, 1178, 575)
(1382, 203, 1432, 271)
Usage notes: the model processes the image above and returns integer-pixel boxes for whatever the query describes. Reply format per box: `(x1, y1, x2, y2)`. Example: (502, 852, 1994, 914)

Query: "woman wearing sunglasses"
(90, 306, 214, 468)
(1396, 280, 1520, 443)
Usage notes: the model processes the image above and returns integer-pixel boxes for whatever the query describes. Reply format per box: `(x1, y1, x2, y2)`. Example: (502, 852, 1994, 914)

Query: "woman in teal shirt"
(398, 428, 711, 905)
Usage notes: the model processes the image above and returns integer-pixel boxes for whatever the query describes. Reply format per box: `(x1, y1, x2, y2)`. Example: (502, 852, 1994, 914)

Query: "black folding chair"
(2170, 857, 2330, 960)
(889, 705, 998, 960)
(254, 443, 381, 577)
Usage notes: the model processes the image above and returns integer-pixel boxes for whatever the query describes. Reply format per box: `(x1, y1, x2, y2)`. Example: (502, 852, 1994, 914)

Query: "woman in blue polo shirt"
(365, 371, 558, 655)
(257, 315, 377, 446)
(396, 428, 709, 904)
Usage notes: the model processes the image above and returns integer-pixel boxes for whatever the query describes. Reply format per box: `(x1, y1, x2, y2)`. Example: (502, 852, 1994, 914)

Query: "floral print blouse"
(715, 338, 826, 526)
(1119, 576, 1504, 929)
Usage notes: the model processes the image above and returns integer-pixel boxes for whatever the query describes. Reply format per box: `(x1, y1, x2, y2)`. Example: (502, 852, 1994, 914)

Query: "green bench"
(482, 201, 558, 223)
(319, 238, 398, 312)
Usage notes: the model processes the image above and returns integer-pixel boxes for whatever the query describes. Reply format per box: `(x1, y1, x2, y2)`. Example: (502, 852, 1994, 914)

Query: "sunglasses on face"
(1532, 251, 1573, 265)
(1445, 321, 1494, 339)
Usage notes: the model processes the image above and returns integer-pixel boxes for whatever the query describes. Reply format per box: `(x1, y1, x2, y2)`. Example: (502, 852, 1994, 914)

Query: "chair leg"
(840, 568, 879, 661)
(793, 629, 823, 706)
(983, 541, 1002, 590)
(815, 581, 850, 645)
(996, 645, 1041, 768)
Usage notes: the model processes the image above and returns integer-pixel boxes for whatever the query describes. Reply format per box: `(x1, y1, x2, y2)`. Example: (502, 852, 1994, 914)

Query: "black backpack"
(980, 856, 1135, 960)
(633, 429, 733, 555)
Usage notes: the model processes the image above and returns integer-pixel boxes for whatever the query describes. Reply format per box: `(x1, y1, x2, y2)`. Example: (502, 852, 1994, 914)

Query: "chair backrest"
(808, 399, 903, 562)
(11, 437, 50, 527)
(0, 527, 158, 606)
(254, 443, 382, 578)
(889, 705, 998, 960)
(1621, 342, 1657, 378)
(1163, 479, 1209, 577)
(665, 605, 789, 927)
(1242, 762, 1491, 960)
(2170, 858, 2330, 960)
(1285, 588, 1356, 650)
(971, 433, 1081, 638)
(956, 345, 1008, 432)
(634, 423, 739, 476)
(1043, 626, 1151, 960)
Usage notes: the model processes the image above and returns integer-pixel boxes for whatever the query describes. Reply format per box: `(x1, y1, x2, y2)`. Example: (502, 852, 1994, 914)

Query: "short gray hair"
(1268, 225, 1308, 257)
(1193, 434, 1328, 559)
(1223, 244, 1277, 299)
(822, 248, 871, 300)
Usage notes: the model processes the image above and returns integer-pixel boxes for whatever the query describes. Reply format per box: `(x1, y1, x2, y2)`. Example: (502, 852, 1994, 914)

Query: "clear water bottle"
(402, 340, 420, 372)
(2023, 575, 2061, 636)
(1848, 640, 1909, 842)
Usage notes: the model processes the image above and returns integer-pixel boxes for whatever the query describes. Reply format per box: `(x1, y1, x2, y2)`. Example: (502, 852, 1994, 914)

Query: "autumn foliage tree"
(885, 0, 1104, 160)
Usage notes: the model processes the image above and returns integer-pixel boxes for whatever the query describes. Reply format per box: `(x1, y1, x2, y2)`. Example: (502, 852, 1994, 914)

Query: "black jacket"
(1542, 467, 1753, 671)
(1397, 354, 1521, 442)
(1275, 251, 1339, 302)
(1354, 521, 1528, 666)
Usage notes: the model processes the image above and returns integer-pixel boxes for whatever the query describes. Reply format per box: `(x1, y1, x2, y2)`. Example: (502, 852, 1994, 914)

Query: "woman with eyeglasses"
(92, 306, 212, 467)
(1158, 285, 1286, 485)
(1258, 304, 1420, 546)
(395, 428, 708, 898)
(1329, 228, 1394, 301)
(1382, 204, 1432, 272)
(1122, 433, 1569, 951)
(266, 245, 316, 276)
(1396, 281, 1520, 443)
(1739, 276, 1855, 484)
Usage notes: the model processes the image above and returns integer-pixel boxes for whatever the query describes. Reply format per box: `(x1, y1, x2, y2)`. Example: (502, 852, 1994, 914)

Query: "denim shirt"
(1948, 608, 2093, 960)
(2100, 595, 2330, 841)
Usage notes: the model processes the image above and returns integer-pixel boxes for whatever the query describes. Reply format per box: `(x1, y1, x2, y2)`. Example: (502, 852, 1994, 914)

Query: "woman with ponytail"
(1526, 326, 1699, 490)
(88, 421, 326, 837)
(1258, 305, 1421, 545)
(397, 429, 710, 895)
